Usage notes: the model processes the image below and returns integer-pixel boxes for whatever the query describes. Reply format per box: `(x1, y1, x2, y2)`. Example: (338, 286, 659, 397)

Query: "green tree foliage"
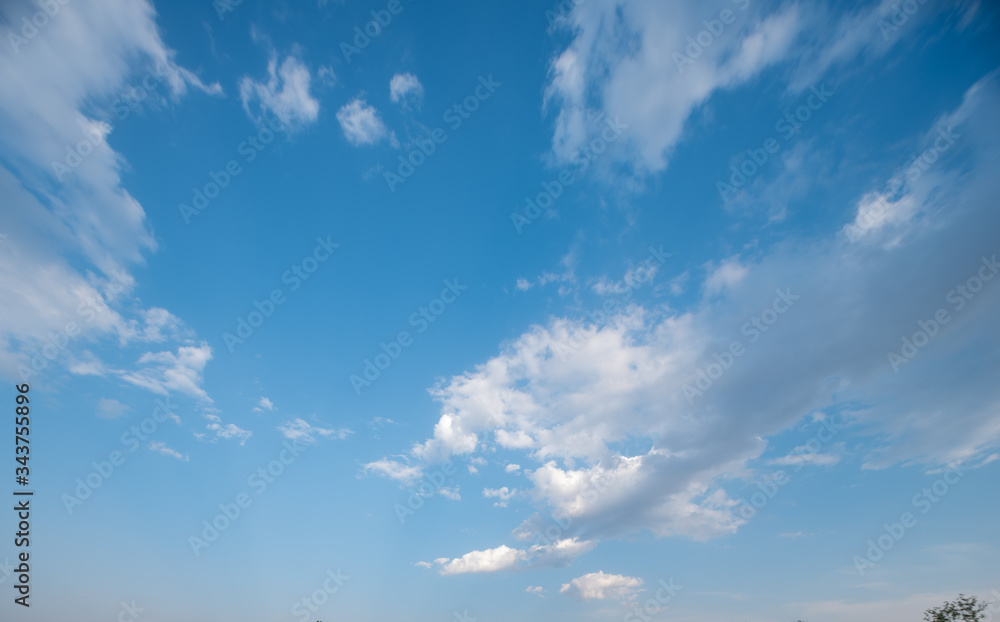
(924, 595, 988, 622)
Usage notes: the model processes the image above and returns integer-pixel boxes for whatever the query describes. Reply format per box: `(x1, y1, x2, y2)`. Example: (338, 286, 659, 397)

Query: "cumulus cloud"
(239, 54, 320, 127)
(560, 571, 643, 600)
(433, 538, 597, 575)
(336, 98, 389, 146)
(389, 72, 424, 106)
(380, 72, 1000, 559)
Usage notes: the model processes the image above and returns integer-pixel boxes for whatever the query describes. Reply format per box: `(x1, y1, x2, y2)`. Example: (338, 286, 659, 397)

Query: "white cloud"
(278, 418, 352, 444)
(118, 343, 213, 402)
(388, 73, 1000, 556)
(0, 0, 219, 385)
(703, 257, 749, 295)
(198, 410, 252, 445)
(336, 98, 389, 146)
(96, 398, 129, 419)
(560, 571, 643, 601)
(364, 458, 423, 484)
(149, 441, 189, 462)
(253, 397, 275, 412)
(483, 486, 519, 507)
(526, 586, 545, 596)
(437, 545, 527, 575)
(389, 72, 424, 106)
(434, 538, 597, 575)
(543, 0, 956, 176)
(505, 463, 521, 473)
(239, 54, 319, 127)
(768, 450, 841, 468)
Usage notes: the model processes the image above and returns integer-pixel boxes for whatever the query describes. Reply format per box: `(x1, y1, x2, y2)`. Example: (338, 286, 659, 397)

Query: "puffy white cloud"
(389, 72, 424, 106)
(560, 571, 643, 600)
(239, 54, 319, 127)
(505, 463, 521, 473)
(433, 537, 596, 576)
(336, 98, 389, 146)
(437, 545, 527, 575)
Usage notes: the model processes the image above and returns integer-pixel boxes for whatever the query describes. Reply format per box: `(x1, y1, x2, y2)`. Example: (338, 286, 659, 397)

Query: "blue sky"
(1, 0, 999, 620)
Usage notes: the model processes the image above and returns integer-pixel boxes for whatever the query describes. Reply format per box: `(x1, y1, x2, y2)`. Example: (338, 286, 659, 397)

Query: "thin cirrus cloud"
(278, 418, 353, 444)
(377, 71, 1000, 568)
(542, 0, 964, 176)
